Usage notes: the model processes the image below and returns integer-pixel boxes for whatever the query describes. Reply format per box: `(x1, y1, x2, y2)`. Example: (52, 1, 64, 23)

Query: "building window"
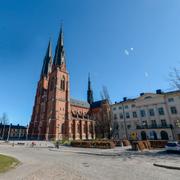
(119, 113, 123, 119)
(125, 105, 128, 109)
(60, 76, 65, 90)
(168, 98, 174, 102)
(131, 104, 136, 108)
(175, 120, 180, 128)
(149, 109, 155, 116)
(151, 120, 157, 128)
(114, 114, 117, 120)
(140, 110, 146, 117)
(61, 123, 65, 134)
(161, 119, 167, 127)
(126, 112, 130, 118)
(50, 78, 54, 91)
(89, 124, 93, 134)
(114, 122, 119, 130)
(127, 124, 131, 129)
(119, 106, 122, 110)
(113, 107, 116, 111)
(158, 107, 165, 115)
(132, 111, 137, 118)
(170, 106, 177, 114)
(77, 123, 81, 133)
(142, 121, 148, 128)
(41, 103, 46, 113)
(83, 124, 86, 133)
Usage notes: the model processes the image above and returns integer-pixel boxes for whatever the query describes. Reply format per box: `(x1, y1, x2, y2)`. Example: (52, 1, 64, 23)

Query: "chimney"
(156, 89, 162, 94)
(123, 97, 127, 101)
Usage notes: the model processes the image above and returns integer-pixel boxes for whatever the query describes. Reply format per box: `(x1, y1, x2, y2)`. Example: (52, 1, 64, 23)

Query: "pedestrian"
(56, 141, 59, 149)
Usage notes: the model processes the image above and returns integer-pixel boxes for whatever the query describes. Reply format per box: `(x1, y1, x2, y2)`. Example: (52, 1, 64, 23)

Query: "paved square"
(0, 145, 180, 180)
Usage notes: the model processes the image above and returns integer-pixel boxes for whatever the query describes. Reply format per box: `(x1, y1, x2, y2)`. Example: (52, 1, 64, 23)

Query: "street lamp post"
(26, 124, 29, 140)
(7, 123, 11, 141)
(46, 118, 51, 141)
(2, 123, 6, 140)
(18, 127, 21, 140)
(122, 102, 128, 140)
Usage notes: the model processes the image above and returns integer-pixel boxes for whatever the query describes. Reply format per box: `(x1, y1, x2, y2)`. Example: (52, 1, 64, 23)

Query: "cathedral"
(28, 26, 96, 140)
(28, 26, 111, 141)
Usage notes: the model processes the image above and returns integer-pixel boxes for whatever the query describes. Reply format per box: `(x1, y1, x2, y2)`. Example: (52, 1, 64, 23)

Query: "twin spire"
(41, 26, 94, 105)
(53, 26, 66, 67)
(87, 73, 94, 105)
(41, 25, 66, 78)
(40, 41, 52, 78)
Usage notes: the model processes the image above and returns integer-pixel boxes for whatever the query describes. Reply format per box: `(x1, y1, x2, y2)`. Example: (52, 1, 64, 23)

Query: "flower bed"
(71, 140, 115, 149)
(149, 140, 168, 148)
(131, 140, 168, 151)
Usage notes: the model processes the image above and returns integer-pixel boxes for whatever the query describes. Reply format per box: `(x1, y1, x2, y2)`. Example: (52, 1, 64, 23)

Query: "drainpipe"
(164, 94, 175, 140)
(122, 102, 128, 140)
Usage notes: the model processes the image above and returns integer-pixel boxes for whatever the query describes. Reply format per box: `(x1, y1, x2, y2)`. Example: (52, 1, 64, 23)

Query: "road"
(0, 145, 180, 180)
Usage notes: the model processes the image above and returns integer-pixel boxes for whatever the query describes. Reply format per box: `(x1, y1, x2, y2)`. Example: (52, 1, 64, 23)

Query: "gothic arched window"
(83, 124, 86, 133)
(60, 76, 65, 91)
(50, 77, 54, 91)
(89, 123, 93, 134)
(77, 122, 81, 133)
(61, 123, 65, 134)
(71, 123, 74, 133)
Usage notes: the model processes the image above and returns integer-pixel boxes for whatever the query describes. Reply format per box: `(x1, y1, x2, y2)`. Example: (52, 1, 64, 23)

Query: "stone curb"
(49, 148, 121, 157)
(153, 163, 180, 170)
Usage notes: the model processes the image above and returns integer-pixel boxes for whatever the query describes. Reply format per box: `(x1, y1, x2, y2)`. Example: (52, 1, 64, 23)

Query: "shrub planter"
(71, 140, 115, 149)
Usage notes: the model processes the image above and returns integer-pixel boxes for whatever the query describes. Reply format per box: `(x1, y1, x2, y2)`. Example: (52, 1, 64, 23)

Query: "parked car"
(165, 141, 180, 152)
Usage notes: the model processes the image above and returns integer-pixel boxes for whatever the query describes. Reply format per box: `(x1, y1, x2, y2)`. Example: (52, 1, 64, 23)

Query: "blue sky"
(0, 0, 180, 125)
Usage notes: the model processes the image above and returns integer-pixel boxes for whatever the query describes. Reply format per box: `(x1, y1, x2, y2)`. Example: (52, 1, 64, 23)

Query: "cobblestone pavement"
(0, 145, 180, 180)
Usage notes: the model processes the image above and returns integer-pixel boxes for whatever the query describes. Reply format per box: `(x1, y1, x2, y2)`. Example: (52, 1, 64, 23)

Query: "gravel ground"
(0, 145, 180, 180)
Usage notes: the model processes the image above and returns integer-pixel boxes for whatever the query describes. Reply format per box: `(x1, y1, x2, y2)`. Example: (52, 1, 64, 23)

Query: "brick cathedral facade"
(28, 27, 97, 140)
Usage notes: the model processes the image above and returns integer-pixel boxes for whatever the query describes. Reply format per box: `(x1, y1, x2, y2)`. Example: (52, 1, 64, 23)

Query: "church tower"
(46, 26, 71, 140)
(87, 73, 94, 105)
(28, 41, 53, 140)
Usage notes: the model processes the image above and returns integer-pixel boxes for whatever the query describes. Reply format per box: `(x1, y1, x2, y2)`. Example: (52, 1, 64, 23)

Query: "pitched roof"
(90, 99, 108, 108)
(70, 98, 90, 108)
(0, 124, 27, 129)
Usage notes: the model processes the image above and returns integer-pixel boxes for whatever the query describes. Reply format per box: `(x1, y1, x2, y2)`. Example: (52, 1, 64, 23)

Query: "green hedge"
(71, 140, 115, 149)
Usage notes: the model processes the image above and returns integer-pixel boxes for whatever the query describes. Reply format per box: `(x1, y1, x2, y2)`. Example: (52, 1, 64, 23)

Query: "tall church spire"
(41, 40, 53, 78)
(53, 25, 66, 68)
(87, 73, 94, 104)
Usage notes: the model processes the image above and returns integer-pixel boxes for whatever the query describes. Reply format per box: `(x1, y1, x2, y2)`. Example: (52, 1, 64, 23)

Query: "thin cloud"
(145, 72, 149, 77)
(124, 48, 134, 56)
(124, 49, 129, 56)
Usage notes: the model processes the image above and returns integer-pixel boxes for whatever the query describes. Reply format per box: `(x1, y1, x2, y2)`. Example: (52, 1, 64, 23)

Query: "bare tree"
(100, 91, 105, 100)
(100, 86, 112, 102)
(0, 113, 9, 125)
(96, 86, 112, 139)
(169, 68, 180, 90)
(0, 113, 9, 140)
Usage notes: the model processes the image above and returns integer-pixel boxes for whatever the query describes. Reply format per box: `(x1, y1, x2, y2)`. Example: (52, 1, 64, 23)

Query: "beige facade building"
(111, 90, 180, 141)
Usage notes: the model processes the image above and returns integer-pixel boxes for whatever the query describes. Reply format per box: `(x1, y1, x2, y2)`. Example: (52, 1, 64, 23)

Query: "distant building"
(0, 124, 27, 140)
(111, 90, 180, 141)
